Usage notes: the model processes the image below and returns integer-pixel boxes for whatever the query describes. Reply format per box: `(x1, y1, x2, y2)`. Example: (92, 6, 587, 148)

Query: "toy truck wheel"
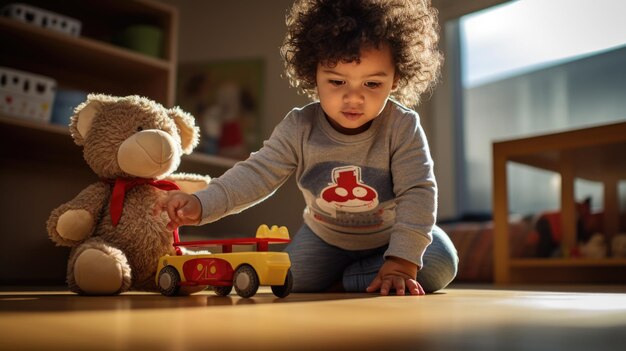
(158, 266, 181, 296)
(233, 264, 259, 298)
(271, 269, 293, 298)
(212, 285, 233, 296)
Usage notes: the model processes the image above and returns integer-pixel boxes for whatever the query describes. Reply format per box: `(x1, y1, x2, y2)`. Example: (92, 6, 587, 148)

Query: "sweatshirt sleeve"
(194, 112, 300, 224)
(384, 111, 437, 268)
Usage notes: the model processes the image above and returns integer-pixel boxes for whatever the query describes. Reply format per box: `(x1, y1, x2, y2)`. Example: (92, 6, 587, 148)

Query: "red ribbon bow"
(106, 177, 180, 227)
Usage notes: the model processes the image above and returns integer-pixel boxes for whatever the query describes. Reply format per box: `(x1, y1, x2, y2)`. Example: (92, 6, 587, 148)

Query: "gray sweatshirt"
(195, 100, 436, 267)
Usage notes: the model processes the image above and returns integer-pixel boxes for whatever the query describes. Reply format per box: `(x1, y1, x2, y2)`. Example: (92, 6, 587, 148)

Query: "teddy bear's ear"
(70, 94, 116, 145)
(70, 100, 99, 145)
(169, 106, 200, 154)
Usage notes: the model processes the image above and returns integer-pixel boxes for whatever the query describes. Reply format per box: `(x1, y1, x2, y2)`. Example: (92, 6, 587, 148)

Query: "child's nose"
(343, 87, 364, 104)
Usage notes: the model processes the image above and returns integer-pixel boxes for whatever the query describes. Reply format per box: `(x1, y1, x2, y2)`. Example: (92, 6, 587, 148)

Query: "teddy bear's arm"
(47, 182, 111, 246)
(165, 173, 211, 194)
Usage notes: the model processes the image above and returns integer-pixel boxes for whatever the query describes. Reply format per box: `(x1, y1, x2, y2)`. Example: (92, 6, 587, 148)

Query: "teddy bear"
(612, 233, 626, 257)
(579, 232, 608, 259)
(47, 94, 211, 295)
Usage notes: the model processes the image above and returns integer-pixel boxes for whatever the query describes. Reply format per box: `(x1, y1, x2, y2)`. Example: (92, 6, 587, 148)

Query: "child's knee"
(418, 250, 458, 293)
(417, 235, 458, 292)
(289, 261, 344, 293)
(342, 271, 376, 292)
(341, 255, 384, 292)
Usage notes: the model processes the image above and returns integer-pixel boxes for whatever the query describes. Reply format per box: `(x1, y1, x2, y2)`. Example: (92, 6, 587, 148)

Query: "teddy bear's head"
(69, 94, 199, 179)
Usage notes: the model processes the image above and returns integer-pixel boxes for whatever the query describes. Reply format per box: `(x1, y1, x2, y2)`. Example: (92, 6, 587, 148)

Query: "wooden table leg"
(604, 177, 619, 241)
(560, 152, 576, 255)
(493, 145, 510, 284)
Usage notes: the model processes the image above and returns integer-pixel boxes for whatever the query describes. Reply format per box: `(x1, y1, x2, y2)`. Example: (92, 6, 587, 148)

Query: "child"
(155, 0, 458, 295)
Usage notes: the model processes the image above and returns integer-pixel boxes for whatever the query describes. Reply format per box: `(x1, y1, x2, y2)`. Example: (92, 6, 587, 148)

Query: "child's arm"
(153, 190, 202, 230)
(366, 256, 425, 296)
(384, 111, 436, 292)
(193, 114, 299, 225)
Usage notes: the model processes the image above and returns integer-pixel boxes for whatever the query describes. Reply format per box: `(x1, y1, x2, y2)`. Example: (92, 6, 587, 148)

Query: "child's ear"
(392, 76, 399, 90)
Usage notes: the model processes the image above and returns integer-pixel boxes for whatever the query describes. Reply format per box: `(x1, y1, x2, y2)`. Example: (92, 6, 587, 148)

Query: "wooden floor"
(1, 284, 626, 351)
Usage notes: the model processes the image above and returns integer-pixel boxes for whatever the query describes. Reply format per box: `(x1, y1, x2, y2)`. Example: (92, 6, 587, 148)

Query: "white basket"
(1, 3, 82, 36)
(0, 67, 56, 123)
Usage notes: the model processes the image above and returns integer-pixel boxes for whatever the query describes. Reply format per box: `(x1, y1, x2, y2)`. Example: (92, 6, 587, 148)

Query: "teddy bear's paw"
(73, 248, 126, 295)
(57, 209, 94, 242)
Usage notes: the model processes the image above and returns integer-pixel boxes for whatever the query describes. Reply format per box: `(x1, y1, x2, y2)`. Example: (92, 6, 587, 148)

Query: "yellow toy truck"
(156, 225, 292, 298)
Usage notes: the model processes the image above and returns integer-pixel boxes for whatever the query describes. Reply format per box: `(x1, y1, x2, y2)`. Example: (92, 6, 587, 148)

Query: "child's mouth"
(342, 112, 363, 121)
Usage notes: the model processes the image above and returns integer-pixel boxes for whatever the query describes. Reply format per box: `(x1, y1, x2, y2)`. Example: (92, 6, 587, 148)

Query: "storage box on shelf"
(0, 66, 56, 123)
(1, 3, 82, 36)
(492, 121, 626, 284)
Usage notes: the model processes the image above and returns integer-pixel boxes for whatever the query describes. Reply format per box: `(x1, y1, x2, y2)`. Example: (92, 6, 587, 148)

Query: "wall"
(163, 0, 309, 138)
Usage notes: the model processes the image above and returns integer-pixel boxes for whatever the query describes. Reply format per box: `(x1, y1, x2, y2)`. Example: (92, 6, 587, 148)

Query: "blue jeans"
(284, 224, 458, 293)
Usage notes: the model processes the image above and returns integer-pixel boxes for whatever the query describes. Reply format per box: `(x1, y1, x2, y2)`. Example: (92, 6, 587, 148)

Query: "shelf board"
(511, 258, 626, 268)
(0, 17, 171, 72)
(0, 115, 69, 136)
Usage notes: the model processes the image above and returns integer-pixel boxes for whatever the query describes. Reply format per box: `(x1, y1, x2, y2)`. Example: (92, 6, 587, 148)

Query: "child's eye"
(364, 82, 382, 89)
(329, 80, 345, 86)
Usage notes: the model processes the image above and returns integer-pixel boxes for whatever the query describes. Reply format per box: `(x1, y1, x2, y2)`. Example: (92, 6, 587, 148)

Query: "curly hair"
(280, 0, 443, 107)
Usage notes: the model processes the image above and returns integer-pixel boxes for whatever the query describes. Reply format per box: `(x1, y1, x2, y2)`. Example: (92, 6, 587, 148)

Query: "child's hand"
(153, 190, 202, 230)
(366, 256, 425, 296)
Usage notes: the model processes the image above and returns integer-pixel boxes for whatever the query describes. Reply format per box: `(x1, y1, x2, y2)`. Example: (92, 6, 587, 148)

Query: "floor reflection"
(0, 288, 375, 313)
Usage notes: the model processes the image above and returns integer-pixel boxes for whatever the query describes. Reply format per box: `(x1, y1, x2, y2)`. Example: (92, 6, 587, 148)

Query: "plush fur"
(47, 94, 211, 295)
(612, 234, 626, 257)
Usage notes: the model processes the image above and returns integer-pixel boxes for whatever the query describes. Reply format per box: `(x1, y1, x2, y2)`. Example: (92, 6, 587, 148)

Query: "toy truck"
(156, 225, 292, 298)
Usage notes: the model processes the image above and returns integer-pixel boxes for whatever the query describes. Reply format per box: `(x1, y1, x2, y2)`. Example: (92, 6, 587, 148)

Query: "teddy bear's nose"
(117, 129, 179, 177)
(135, 130, 173, 160)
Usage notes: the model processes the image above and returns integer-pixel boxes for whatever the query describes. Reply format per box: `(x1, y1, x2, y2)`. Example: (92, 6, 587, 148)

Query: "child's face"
(316, 45, 397, 134)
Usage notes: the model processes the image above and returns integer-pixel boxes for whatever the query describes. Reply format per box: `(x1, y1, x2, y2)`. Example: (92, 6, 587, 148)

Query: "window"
(455, 0, 626, 217)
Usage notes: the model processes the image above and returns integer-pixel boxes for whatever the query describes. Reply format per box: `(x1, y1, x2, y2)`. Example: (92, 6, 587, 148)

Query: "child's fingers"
(391, 276, 406, 296)
(370, 275, 425, 296)
(166, 209, 185, 230)
(177, 208, 195, 221)
(152, 196, 165, 216)
(166, 220, 180, 231)
(406, 279, 425, 296)
(366, 275, 382, 293)
(152, 191, 172, 216)
(379, 278, 393, 295)
(165, 202, 182, 227)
